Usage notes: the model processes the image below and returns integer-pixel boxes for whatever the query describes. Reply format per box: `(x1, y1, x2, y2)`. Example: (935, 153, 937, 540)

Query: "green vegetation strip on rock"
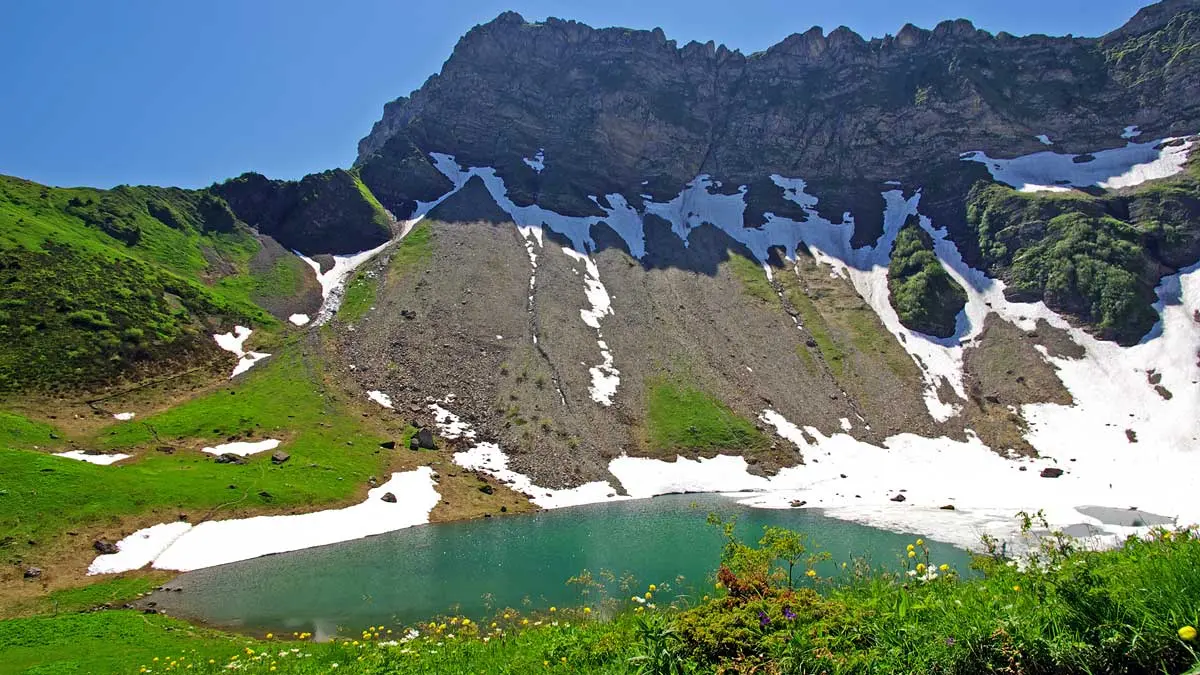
(644, 378, 769, 453)
(887, 215, 968, 338)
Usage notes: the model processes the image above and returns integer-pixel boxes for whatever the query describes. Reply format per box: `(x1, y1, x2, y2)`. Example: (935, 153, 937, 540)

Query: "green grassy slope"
(0, 345, 388, 565)
(0, 175, 299, 392)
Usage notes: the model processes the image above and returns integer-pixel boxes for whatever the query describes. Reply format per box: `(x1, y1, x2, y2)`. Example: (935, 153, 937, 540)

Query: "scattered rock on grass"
(93, 539, 119, 555)
(215, 453, 246, 465)
(417, 428, 436, 450)
(271, 450, 290, 464)
(380, 440, 396, 450)
(23, 567, 42, 579)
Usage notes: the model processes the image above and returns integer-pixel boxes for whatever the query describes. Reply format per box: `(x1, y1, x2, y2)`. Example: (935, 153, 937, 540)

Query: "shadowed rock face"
(355, 1, 1200, 236)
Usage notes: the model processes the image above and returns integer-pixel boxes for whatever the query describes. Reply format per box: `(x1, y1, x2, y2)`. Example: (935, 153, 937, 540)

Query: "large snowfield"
(90, 130, 1200, 573)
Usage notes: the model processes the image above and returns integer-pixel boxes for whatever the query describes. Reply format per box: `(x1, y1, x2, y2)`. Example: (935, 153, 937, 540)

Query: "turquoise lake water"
(153, 494, 973, 636)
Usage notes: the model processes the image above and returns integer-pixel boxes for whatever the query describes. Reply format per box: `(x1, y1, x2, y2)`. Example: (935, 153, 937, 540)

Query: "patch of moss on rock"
(887, 216, 967, 338)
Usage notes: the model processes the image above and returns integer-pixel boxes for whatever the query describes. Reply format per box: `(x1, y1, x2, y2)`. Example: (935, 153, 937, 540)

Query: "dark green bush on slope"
(888, 215, 967, 338)
(966, 183, 1163, 345)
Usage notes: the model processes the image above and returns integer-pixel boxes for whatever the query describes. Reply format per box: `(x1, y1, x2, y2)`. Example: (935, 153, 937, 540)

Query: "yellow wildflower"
(549, 606, 556, 613)
(1180, 625, 1197, 641)
(908, 551, 916, 558)
(648, 584, 657, 592)
(939, 564, 950, 572)
(906, 544, 914, 552)
(583, 607, 592, 614)
(1012, 585, 1021, 592)
(916, 539, 924, 546)
(916, 563, 927, 574)
(644, 592, 652, 599)
(806, 569, 817, 578)
(265, 633, 273, 639)
(522, 619, 529, 625)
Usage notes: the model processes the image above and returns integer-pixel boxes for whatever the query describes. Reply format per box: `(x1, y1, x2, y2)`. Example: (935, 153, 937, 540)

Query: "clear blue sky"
(0, 0, 1149, 189)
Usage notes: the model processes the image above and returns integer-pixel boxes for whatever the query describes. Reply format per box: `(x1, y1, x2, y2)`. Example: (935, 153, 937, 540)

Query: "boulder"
(23, 567, 42, 579)
(409, 437, 421, 451)
(939, 504, 956, 510)
(890, 494, 907, 502)
(1040, 467, 1064, 478)
(368, 476, 379, 487)
(478, 484, 495, 495)
(93, 539, 119, 555)
(380, 492, 397, 503)
(215, 453, 246, 465)
(271, 450, 290, 464)
(380, 440, 396, 450)
(417, 427, 436, 450)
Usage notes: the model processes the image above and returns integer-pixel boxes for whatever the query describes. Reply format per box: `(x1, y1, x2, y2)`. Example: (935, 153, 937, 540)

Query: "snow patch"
(1121, 125, 1142, 139)
(429, 402, 476, 440)
(367, 390, 393, 409)
(135, 467, 440, 572)
(963, 136, 1194, 193)
(113, 412, 135, 421)
(87, 523, 194, 575)
(561, 248, 621, 405)
(288, 313, 311, 326)
(200, 439, 281, 457)
(54, 451, 130, 466)
(523, 149, 545, 173)
(454, 442, 627, 509)
(1035, 134, 1053, 146)
(212, 326, 271, 379)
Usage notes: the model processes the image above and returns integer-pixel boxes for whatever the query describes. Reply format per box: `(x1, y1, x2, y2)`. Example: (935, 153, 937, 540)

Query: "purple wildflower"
(758, 610, 770, 627)
(946, 637, 956, 646)
(783, 607, 797, 621)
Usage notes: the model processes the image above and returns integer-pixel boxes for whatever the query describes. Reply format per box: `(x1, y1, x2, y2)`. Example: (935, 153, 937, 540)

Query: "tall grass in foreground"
(2, 518, 1199, 674)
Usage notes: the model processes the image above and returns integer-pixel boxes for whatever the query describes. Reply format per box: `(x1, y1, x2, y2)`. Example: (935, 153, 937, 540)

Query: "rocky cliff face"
(357, 2, 1200, 224)
(349, 1, 1200, 344)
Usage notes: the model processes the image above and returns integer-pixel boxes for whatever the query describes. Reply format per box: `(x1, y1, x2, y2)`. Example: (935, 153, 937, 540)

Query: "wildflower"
(522, 619, 529, 625)
(908, 551, 916, 558)
(644, 592, 652, 600)
(906, 544, 915, 552)
(916, 539, 924, 546)
(783, 607, 797, 621)
(583, 607, 591, 614)
(758, 610, 770, 627)
(1180, 625, 1197, 641)
(806, 569, 817, 578)
(939, 564, 950, 572)
(945, 637, 956, 646)
(462, 618, 471, 626)
(702, 595, 709, 601)
(491, 621, 498, 627)
(265, 633, 273, 639)
(647, 604, 656, 610)
(916, 563, 927, 574)
(715, 582, 723, 589)
(648, 584, 657, 592)
(1012, 585, 1021, 592)
(561, 657, 567, 663)
(549, 607, 556, 613)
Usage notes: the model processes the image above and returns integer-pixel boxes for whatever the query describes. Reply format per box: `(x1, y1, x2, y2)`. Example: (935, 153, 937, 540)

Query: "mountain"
(2, 1, 1198, 535)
